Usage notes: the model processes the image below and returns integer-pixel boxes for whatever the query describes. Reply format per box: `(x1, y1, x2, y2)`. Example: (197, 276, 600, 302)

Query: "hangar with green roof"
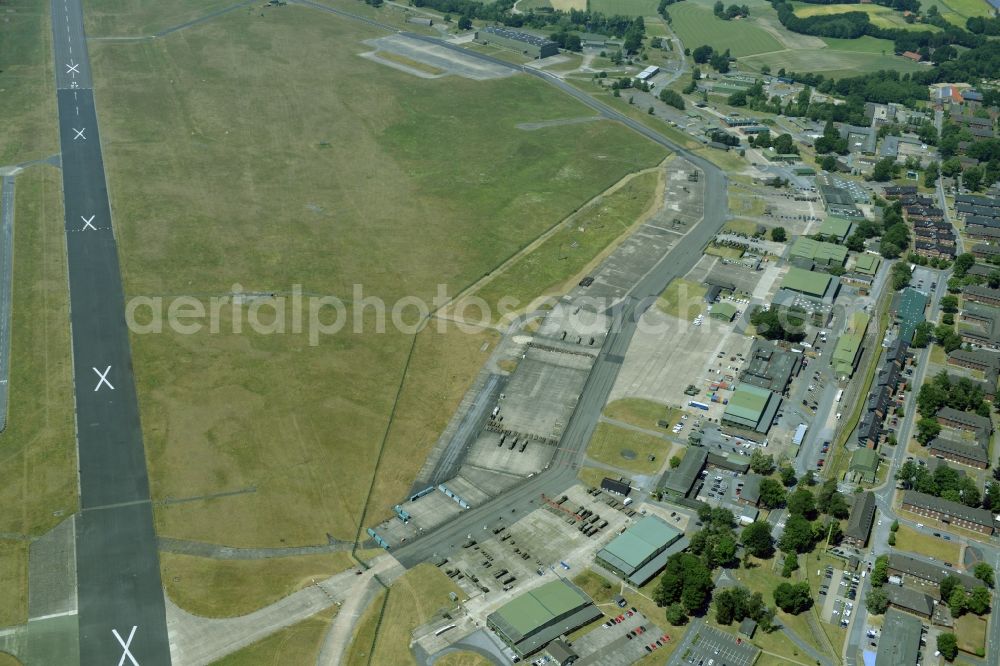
(486, 579, 602, 657)
(722, 383, 781, 433)
(789, 237, 848, 267)
(595, 515, 685, 585)
(781, 267, 838, 301)
(818, 216, 853, 241)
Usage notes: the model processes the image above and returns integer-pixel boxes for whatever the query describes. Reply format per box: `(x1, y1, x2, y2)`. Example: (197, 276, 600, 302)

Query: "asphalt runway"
(51, 0, 171, 663)
(0, 176, 14, 431)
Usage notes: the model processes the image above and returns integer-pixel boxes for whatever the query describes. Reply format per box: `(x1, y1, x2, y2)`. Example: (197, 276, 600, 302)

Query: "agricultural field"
(791, 2, 941, 31)
(212, 607, 338, 666)
(667, 1, 785, 57)
(589, 0, 660, 15)
(742, 35, 925, 79)
(88, 4, 666, 549)
(924, 0, 995, 26)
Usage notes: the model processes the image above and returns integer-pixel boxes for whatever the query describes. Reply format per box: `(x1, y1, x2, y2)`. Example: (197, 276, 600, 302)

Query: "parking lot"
(818, 565, 859, 627)
(672, 624, 759, 666)
(573, 610, 673, 665)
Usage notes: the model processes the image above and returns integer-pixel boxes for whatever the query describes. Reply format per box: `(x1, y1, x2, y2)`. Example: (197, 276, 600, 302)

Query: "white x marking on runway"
(73, 128, 86, 140)
(93, 366, 114, 392)
(66, 61, 79, 75)
(81, 215, 96, 230)
(113, 626, 139, 666)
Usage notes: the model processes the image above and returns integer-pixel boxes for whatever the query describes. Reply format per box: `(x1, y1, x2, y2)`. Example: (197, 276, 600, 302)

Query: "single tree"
(937, 633, 958, 661)
(865, 587, 889, 614)
(771, 227, 787, 243)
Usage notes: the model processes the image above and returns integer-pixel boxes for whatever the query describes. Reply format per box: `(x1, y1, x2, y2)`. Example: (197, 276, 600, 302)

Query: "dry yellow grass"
(343, 588, 387, 666)
(434, 652, 494, 666)
(0, 542, 28, 627)
(365, 564, 464, 666)
(0, 168, 77, 537)
(84, 0, 238, 37)
(161, 551, 355, 617)
(210, 607, 337, 666)
(90, 4, 664, 547)
(0, 653, 22, 666)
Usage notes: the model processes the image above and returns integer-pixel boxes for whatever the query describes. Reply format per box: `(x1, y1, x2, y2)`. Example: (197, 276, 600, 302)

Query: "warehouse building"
(780, 267, 838, 301)
(789, 237, 848, 267)
(818, 216, 853, 241)
(661, 447, 708, 498)
(901, 491, 995, 535)
(595, 515, 685, 585)
(476, 26, 559, 58)
(722, 384, 781, 434)
(739, 340, 801, 394)
(487, 579, 602, 658)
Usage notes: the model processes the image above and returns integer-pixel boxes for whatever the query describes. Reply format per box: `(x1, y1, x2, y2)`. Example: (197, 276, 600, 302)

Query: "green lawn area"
(930, 343, 948, 365)
(162, 552, 355, 617)
(89, 4, 667, 548)
(728, 193, 768, 217)
(666, 2, 785, 57)
(0, 0, 59, 164)
(604, 398, 682, 430)
(211, 606, 337, 665)
(953, 613, 987, 657)
(469, 168, 664, 320)
(726, 558, 835, 662)
(572, 569, 619, 605)
(657, 278, 708, 320)
(742, 40, 924, 79)
(84, 0, 239, 36)
(723, 219, 764, 236)
(589, 0, 660, 15)
(893, 525, 962, 563)
(705, 244, 746, 260)
(585, 422, 676, 474)
(578, 465, 613, 489)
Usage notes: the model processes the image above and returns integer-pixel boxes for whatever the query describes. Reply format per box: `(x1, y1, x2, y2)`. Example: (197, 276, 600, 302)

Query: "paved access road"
(50, 0, 171, 664)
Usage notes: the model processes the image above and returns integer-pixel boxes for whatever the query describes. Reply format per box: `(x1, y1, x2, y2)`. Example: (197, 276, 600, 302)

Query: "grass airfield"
(87, 1, 666, 551)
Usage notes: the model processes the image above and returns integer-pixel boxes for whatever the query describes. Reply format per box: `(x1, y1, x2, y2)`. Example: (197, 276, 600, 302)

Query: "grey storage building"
(476, 26, 559, 58)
